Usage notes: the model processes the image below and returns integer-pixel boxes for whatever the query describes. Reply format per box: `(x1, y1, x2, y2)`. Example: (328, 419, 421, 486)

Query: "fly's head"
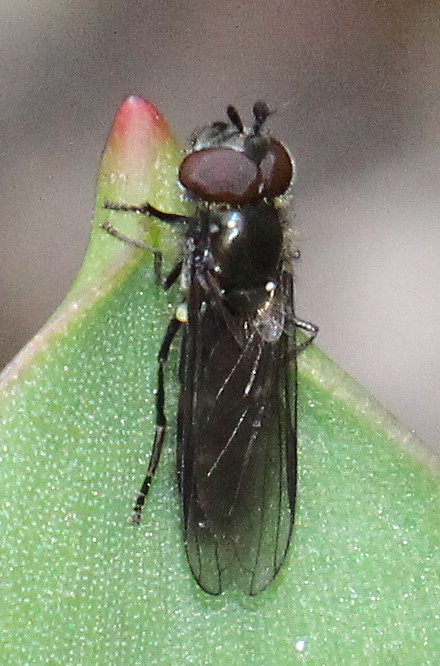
(178, 102, 295, 205)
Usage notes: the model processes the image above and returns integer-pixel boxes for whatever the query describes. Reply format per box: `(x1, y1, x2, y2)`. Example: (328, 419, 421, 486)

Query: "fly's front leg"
(132, 316, 182, 524)
(101, 219, 164, 284)
(103, 200, 193, 225)
(101, 200, 193, 284)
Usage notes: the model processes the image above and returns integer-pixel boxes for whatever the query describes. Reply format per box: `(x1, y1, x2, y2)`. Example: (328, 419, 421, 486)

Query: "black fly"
(102, 102, 318, 595)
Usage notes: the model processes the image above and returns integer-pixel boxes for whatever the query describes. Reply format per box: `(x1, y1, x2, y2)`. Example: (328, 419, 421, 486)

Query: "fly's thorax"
(208, 201, 284, 295)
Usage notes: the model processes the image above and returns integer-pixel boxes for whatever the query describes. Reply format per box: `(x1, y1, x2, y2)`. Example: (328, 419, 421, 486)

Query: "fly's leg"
(132, 316, 182, 524)
(102, 217, 183, 288)
(103, 200, 193, 225)
(164, 260, 183, 291)
(279, 270, 319, 352)
(291, 318, 319, 352)
(100, 219, 164, 284)
(101, 198, 186, 521)
(101, 200, 192, 284)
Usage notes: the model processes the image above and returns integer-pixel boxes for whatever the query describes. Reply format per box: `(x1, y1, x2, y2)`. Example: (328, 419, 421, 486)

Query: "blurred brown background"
(1, 1, 439, 452)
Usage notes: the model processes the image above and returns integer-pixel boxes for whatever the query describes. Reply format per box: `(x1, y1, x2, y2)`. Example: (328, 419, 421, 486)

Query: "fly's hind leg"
(132, 316, 182, 524)
(101, 198, 189, 521)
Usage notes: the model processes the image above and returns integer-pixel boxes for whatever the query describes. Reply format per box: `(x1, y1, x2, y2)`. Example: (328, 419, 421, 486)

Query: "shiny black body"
(177, 202, 296, 595)
(103, 102, 317, 595)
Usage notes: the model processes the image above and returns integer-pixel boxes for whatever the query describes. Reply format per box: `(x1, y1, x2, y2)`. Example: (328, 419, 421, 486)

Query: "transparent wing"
(177, 274, 297, 595)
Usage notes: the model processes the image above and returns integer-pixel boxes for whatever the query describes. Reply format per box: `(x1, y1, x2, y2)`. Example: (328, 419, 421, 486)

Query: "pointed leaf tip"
(0, 97, 186, 379)
(102, 96, 174, 180)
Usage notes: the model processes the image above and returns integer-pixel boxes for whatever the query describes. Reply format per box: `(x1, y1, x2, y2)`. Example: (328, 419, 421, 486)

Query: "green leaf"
(1, 97, 440, 666)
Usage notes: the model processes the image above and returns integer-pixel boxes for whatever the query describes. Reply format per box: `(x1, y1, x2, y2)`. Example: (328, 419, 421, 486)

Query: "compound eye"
(259, 139, 293, 197)
(179, 148, 259, 204)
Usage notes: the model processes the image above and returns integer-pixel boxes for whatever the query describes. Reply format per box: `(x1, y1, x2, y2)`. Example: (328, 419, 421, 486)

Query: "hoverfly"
(102, 101, 317, 595)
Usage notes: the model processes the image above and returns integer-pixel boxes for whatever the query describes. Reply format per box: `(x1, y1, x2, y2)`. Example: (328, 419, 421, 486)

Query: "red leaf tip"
(103, 96, 172, 177)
